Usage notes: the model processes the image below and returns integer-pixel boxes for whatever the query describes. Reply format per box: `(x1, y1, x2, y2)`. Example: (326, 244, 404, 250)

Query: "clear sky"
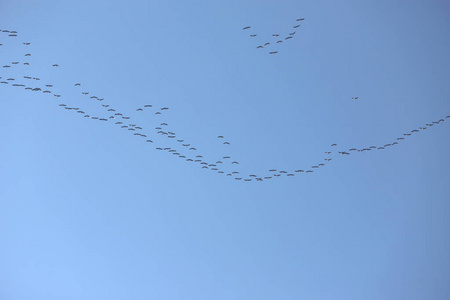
(1, 0, 450, 299)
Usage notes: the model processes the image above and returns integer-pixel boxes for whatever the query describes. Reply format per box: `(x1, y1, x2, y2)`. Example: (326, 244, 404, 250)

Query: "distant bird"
(23, 42, 30, 45)
(285, 36, 293, 40)
(296, 18, 305, 21)
(25, 54, 31, 56)
(223, 142, 230, 145)
(264, 42, 270, 46)
(144, 105, 152, 107)
(257, 45, 264, 49)
(272, 34, 279, 37)
(276, 40, 283, 43)
(243, 26, 251, 30)
(52, 64, 59, 67)
(289, 32, 296, 35)
(218, 136, 224, 138)
(352, 97, 358, 100)
(250, 34, 257, 37)
(75, 83, 81, 86)
(331, 144, 337, 146)
(137, 108, 143, 111)
(293, 25, 300, 28)
(269, 51, 278, 54)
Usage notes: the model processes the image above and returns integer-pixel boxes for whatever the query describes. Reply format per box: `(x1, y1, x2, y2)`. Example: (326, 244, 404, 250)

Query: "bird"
(272, 34, 279, 37)
(75, 83, 81, 86)
(23, 42, 30, 45)
(331, 144, 337, 146)
(296, 18, 305, 21)
(352, 97, 358, 100)
(276, 40, 283, 43)
(285, 36, 293, 40)
(144, 105, 152, 107)
(217, 136, 224, 138)
(250, 34, 257, 37)
(243, 26, 251, 30)
(293, 25, 300, 28)
(257, 45, 264, 49)
(289, 32, 296, 35)
(52, 64, 59, 67)
(269, 51, 278, 54)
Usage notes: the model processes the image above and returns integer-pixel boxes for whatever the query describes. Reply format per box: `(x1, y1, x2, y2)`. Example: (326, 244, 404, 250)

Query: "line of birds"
(242, 18, 305, 54)
(1, 28, 449, 182)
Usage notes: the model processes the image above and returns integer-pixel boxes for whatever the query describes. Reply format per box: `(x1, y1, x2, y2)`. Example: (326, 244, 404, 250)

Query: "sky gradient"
(1, 1, 450, 299)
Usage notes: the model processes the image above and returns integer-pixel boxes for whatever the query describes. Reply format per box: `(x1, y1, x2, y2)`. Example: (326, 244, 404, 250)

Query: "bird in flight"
(352, 97, 358, 100)
(269, 51, 278, 54)
(243, 26, 251, 30)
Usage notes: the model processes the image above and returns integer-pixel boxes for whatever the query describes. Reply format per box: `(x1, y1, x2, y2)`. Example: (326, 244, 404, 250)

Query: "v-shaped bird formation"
(1, 27, 449, 182)
(243, 17, 305, 54)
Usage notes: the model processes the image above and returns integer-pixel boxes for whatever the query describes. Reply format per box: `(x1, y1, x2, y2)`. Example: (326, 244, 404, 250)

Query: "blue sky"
(1, 0, 450, 299)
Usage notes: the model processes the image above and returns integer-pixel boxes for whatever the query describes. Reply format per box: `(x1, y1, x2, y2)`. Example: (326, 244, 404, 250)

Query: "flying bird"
(243, 26, 251, 30)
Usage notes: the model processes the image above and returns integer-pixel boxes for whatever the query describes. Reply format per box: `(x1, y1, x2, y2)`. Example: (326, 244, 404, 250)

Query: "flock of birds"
(1, 28, 449, 182)
(243, 18, 305, 54)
